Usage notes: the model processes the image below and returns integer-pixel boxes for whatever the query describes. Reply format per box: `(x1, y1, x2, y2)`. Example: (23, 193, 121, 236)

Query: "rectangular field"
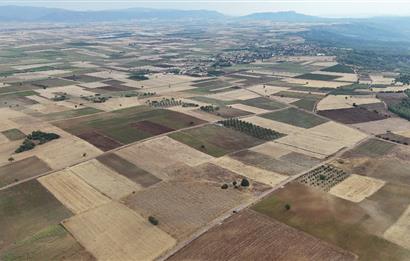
(38, 170, 111, 214)
(62, 202, 176, 261)
(168, 209, 356, 261)
(261, 107, 328, 128)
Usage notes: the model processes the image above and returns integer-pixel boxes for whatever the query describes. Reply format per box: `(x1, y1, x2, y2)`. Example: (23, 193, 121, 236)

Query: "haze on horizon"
(1, 0, 410, 18)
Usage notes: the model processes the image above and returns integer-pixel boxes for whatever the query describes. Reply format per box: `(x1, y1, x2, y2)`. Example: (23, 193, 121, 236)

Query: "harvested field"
(240, 96, 286, 110)
(70, 159, 141, 200)
(1, 224, 95, 261)
(230, 149, 316, 176)
(169, 124, 264, 157)
(0, 156, 51, 188)
(250, 141, 293, 158)
(38, 170, 110, 214)
(1, 128, 26, 141)
(283, 77, 351, 88)
(384, 205, 410, 250)
(169, 209, 356, 261)
(97, 153, 160, 187)
(168, 162, 271, 196)
(316, 95, 381, 111)
(63, 202, 176, 261)
(212, 156, 287, 186)
(207, 89, 259, 101)
(261, 107, 328, 128)
(130, 120, 175, 135)
(78, 130, 123, 151)
(124, 180, 250, 240)
(329, 174, 385, 202)
(117, 136, 213, 179)
(352, 118, 410, 135)
(246, 84, 289, 96)
(297, 164, 350, 192)
(0, 180, 72, 251)
(253, 182, 410, 261)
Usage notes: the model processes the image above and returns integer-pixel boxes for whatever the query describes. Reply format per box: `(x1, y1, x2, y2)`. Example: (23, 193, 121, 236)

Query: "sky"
(1, 0, 410, 17)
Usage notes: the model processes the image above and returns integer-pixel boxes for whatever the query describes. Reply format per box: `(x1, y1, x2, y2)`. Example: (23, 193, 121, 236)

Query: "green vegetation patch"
(329, 83, 370, 96)
(240, 97, 286, 110)
(0, 180, 72, 251)
(41, 107, 102, 121)
(295, 73, 341, 81)
(169, 124, 264, 157)
(2, 128, 26, 141)
(388, 90, 410, 120)
(349, 138, 396, 157)
(15, 131, 60, 153)
(291, 99, 318, 111)
(321, 64, 354, 73)
(218, 118, 285, 141)
(261, 107, 328, 128)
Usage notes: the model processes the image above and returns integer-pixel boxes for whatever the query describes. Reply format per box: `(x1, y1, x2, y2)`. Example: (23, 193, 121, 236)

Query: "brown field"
(97, 153, 161, 187)
(124, 180, 250, 240)
(253, 182, 410, 261)
(130, 120, 175, 135)
(376, 92, 407, 107)
(78, 130, 123, 151)
(318, 107, 387, 124)
(316, 95, 380, 111)
(211, 156, 288, 186)
(62, 202, 176, 261)
(70, 159, 141, 200)
(384, 205, 410, 250)
(168, 162, 271, 196)
(169, 209, 356, 261)
(38, 170, 111, 214)
(117, 136, 214, 179)
(352, 118, 410, 135)
(0, 156, 51, 188)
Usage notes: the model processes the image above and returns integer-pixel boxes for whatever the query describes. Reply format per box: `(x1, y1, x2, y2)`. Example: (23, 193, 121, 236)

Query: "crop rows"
(297, 164, 349, 192)
(218, 118, 284, 141)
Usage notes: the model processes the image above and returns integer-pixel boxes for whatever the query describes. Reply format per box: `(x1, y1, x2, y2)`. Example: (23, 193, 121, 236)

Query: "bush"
(285, 204, 291, 210)
(241, 178, 250, 187)
(148, 216, 159, 225)
(15, 139, 35, 153)
(221, 184, 228, 189)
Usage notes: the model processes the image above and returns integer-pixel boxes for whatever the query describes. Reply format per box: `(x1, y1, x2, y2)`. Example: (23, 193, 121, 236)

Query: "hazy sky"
(1, 0, 410, 17)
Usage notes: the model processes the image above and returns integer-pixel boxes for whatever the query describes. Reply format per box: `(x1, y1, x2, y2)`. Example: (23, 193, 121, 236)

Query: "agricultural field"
(2, 16, 410, 261)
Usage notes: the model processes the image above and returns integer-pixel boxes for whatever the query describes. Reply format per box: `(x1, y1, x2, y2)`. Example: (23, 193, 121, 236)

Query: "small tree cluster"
(218, 118, 284, 141)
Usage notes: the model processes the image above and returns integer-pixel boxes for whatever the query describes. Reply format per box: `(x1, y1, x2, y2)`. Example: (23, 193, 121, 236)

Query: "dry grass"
(38, 170, 110, 214)
(384, 205, 410, 250)
(207, 89, 260, 101)
(329, 174, 385, 202)
(62, 202, 176, 260)
(316, 95, 381, 111)
(70, 159, 141, 200)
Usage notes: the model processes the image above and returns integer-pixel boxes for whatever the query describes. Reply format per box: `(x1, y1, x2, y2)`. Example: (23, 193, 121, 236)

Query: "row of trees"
(218, 118, 284, 141)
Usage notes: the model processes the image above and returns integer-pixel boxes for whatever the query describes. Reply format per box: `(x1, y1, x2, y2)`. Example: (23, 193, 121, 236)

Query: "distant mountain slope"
(239, 11, 329, 22)
(0, 6, 226, 22)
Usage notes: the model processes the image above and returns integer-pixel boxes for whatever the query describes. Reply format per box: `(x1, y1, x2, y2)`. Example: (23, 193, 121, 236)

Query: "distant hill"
(239, 11, 330, 22)
(0, 6, 226, 22)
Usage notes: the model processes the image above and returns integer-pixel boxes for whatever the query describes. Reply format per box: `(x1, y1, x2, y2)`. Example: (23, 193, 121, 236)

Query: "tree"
(285, 204, 291, 210)
(241, 178, 250, 187)
(148, 216, 159, 225)
(8, 157, 14, 162)
(221, 184, 228, 189)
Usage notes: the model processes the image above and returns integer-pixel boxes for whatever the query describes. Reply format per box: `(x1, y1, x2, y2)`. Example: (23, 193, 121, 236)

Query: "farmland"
(1, 14, 410, 261)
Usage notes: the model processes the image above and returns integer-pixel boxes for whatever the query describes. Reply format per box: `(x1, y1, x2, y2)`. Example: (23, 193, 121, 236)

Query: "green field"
(41, 107, 103, 121)
(240, 97, 286, 110)
(169, 124, 264, 157)
(1, 128, 26, 141)
(349, 138, 396, 157)
(321, 64, 355, 74)
(295, 73, 341, 81)
(261, 107, 328, 128)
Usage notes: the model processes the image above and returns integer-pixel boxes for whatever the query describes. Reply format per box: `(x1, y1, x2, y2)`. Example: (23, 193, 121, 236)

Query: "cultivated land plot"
(261, 107, 328, 128)
(317, 107, 387, 124)
(0, 180, 72, 252)
(352, 118, 410, 135)
(1, 224, 95, 261)
(211, 156, 288, 186)
(253, 182, 410, 261)
(316, 95, 381, 111)
(70, 159, 141, 200)
(54, 106, 205, 145)
(240, 96, 287, 110)
(0, 156, 51, 188)
(97, 153, 161, 187)
(207, 89, 260, 101)
(329, 174, 385, 203)
(63, 202, 176, 261)
(1, 128, 26, 141)
(384, 205, 410, 250)
(77, 130, 123, 151)
(169, 209, 356, 261)
(169, 124, 264, 157)
(117, 136, 214, 179)
(38, 170, 110, 214)
(124, 180, 250, 240)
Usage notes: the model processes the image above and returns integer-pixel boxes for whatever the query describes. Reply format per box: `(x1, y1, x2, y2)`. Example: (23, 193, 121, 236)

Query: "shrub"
(241, 178, 250, 187)
(285, 204, 291, 210)
(221, 184, 228, 189)
(148, 216, 159, 225)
